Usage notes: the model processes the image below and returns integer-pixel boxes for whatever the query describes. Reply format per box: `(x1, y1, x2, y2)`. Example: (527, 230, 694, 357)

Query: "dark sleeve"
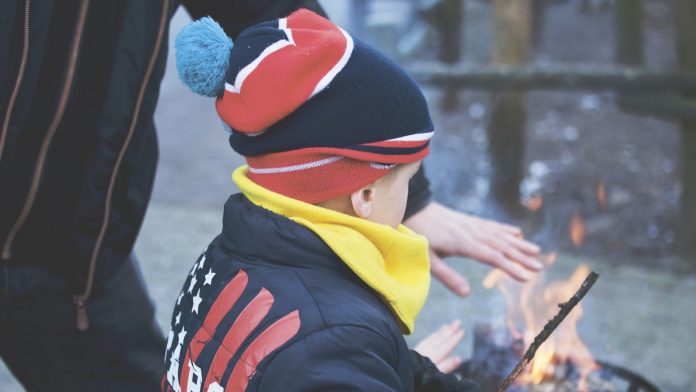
(404, 164, 433, 220)
(256, 326, 406, 391)
(410, 350, 481, 392)
(181, 0, 326, 39)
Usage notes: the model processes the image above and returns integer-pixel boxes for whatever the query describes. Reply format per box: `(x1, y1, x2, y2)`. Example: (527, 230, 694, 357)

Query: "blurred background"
(2, 0, 695, 390)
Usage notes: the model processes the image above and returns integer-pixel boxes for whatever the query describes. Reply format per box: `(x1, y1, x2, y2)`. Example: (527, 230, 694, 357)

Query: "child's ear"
(351, 186, 375, 218)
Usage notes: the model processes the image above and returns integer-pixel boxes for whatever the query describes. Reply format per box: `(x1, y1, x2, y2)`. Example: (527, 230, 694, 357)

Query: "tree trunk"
(488, 0, 530, 214)
(614, 0, 644, 65)
(674, 0, 696, 259)
(427, 0, 465, 111)
(531, 0, 547, 47)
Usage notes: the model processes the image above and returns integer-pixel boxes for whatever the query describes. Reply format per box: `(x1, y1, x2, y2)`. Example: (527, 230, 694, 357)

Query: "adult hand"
(404, 201, 543, 297)
(413, 319, 465, 373)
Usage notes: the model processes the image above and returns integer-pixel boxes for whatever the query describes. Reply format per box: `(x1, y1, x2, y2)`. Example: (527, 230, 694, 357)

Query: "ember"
(569, 213, 585, 248)
(522, 195, 544, 212)
(596, 181, 606, 209)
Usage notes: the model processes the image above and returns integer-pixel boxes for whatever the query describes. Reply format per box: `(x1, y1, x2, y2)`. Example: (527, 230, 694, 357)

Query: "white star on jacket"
(203, 269, 216, 286)
(192, 290, 202, 314)
(164, 250, 218, 392)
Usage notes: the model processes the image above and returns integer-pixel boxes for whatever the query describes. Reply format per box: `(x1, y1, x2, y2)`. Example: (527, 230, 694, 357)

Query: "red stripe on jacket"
(228, 310, 301, 392)
(203, 288, 274, 389)
(179, 270, 248, 389)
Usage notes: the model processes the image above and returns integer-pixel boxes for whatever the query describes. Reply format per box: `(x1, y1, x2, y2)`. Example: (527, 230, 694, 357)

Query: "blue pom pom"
(175, 17, 233, 97)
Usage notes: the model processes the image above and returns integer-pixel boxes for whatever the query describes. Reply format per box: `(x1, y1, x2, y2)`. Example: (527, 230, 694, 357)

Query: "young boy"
(163, 9, 479, 392)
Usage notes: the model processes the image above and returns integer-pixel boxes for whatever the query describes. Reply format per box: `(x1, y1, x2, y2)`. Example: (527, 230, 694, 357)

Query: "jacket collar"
(221, 193, 350, 274)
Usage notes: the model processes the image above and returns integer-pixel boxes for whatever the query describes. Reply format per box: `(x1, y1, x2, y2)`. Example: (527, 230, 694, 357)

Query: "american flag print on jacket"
(163, 254, 300, 392)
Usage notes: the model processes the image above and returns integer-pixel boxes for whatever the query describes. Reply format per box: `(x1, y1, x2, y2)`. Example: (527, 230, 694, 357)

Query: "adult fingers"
(466, 244, 533, 282)
(430, 251, 470, 297)
(486, 235, 544, 271)
(471, 219, 541, 255)
(502, 232, 542, 255)
(473, 216, 522, 236)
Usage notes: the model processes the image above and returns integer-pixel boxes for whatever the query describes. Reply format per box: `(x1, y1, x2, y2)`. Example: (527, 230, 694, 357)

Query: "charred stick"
(498, 271, 600, 392)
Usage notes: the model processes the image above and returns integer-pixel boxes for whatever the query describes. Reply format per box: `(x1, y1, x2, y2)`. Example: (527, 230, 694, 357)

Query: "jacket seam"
(292, 270, 329, 328)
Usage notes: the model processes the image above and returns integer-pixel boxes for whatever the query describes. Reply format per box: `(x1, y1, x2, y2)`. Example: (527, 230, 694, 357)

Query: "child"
(163, 9, 479, 392)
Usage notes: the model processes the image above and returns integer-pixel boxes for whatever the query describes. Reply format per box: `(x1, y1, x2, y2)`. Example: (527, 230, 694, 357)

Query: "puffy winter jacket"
(164, 192, 421, 391)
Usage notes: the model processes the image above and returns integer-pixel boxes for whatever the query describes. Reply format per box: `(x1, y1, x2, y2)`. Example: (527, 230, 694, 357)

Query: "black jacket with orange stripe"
(0, 0, 431, 328)
(163, 193, 415, 391)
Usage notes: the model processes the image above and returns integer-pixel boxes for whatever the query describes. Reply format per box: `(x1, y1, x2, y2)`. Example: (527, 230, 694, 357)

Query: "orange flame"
(597, 180, 606, 209)
(483, 269, 505, 290)
(484, 260, 598, 389)
(540, 252, 557, 267)
(570, 212, 585, 247)
(521, 195, 544, 212)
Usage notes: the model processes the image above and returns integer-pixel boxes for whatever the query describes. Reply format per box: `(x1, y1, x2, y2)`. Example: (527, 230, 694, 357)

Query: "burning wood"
(499, 271, 599, 391)
(462, 324, 618, 392)
(482, 258, 599, 391)
(465, 260, 662, 391)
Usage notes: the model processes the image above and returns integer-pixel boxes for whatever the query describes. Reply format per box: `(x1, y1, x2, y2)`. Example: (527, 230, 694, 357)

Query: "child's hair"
(175, 9, 434, 204)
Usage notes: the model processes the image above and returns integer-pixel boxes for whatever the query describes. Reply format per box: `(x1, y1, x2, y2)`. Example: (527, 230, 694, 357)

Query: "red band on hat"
(244, 131, 431, 203)
(247, 155, 395, 204)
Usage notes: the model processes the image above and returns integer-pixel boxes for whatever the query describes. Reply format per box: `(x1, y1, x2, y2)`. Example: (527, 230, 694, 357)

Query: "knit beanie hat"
(175, 9, 434, 204)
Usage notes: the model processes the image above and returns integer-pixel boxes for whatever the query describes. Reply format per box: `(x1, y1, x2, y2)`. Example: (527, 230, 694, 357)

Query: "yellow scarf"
(233, 166, 430, 334)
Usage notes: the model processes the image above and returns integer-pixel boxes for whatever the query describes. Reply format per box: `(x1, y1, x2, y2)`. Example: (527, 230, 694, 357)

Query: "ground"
(1, 1, 694, 390)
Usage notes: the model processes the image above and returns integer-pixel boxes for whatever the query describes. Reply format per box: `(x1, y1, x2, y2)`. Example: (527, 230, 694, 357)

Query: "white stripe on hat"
(225, 17, 352, 101)
(225, 18, 294, 94)
(369, 163, 396, 170)
(386, 131, 434, 142)
(248, 156, 344, 174)
(310, 27, 354, 98)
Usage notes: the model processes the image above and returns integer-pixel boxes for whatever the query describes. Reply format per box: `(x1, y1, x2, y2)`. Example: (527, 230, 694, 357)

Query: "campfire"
(483, 255, 597, 387)
(454, 254, 660, 392)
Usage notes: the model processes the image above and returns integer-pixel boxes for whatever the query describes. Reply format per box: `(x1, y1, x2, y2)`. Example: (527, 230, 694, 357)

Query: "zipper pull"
(74, 296, 90, 331)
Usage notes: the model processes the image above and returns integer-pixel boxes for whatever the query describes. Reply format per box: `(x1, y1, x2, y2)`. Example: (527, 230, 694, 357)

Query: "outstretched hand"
(404, 202, 543, 297)
(413, 320, 465, 373)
